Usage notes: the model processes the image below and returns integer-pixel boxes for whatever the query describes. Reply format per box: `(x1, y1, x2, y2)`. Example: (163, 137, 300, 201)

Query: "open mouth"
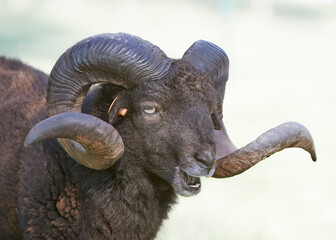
(172, 167, 206, 196)
(182, 171, 201, 189)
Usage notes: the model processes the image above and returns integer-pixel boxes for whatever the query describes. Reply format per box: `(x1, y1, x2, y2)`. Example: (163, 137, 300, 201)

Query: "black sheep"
(0, 33, 316, 239)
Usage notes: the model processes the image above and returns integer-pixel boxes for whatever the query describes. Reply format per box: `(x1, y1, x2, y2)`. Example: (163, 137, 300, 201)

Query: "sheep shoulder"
(0, 57, 48, 239)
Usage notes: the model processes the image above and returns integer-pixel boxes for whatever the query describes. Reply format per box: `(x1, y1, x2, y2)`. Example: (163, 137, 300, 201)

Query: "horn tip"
(24, 136, 34, 148)
(24, 129, 39, 148)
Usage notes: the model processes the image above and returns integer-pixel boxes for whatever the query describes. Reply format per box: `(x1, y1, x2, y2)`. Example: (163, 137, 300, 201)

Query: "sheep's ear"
(108, 94, 130, 125)
(82, 84, 108, 119)
(82, 83, 127, 123)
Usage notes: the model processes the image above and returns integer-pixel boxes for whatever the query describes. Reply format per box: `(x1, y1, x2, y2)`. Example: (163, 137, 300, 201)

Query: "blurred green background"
(1, 0, 335, 239)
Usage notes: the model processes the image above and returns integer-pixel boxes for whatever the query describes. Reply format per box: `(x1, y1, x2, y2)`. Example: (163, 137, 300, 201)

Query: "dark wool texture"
(0, 57, 218, 239)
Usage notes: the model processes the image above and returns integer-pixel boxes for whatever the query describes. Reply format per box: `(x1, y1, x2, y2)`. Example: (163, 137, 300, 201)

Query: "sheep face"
(119, 61, 218, 196)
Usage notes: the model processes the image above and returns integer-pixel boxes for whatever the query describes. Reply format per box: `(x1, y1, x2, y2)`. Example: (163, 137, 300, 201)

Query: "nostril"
(196, 150, 214, 168)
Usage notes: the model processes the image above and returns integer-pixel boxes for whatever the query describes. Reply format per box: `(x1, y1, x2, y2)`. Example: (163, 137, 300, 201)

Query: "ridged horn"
(25, 33, 171, 170)
(182, 40, 229, 107)
(213, 122, 316, 178)
(25, 112, 123, 169)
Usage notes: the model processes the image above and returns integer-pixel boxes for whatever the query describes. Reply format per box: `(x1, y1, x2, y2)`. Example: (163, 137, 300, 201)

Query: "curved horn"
(47, 33, 171, 115)
(25, 33, 171, 169)
(213, 122, 317, 178)
(25, 113, 123, 169)
(182, 40, 229, 106)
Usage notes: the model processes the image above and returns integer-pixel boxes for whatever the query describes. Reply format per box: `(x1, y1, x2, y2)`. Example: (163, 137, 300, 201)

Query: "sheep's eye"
(143, 106, 156, 114)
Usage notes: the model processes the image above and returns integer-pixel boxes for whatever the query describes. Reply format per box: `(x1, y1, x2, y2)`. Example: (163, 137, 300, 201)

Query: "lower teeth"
(190, 182, 200, 188)
(186, 174, 200, 188)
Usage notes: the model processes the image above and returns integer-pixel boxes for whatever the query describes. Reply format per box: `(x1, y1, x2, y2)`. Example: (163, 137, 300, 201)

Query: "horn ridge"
(213, 122, 317, 178)
(25, 112, 124, 170)
(182, 40, 229, 82)
(47, 32, 171, 115)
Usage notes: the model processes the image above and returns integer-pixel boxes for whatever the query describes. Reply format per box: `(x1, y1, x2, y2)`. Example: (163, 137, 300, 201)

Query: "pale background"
(1, 0, 335, 239)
